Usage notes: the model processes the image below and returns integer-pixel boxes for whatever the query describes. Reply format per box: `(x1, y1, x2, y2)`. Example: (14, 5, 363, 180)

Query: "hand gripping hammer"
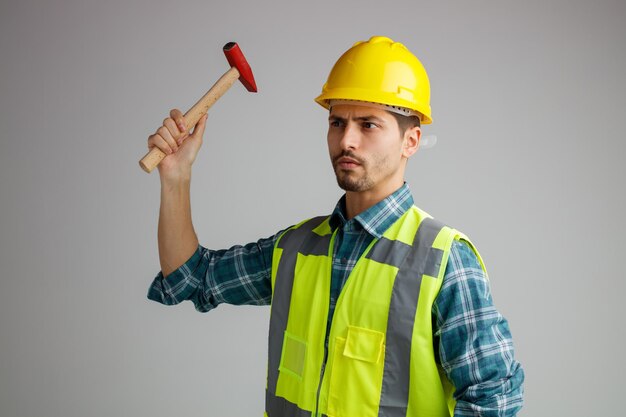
(139, 42, 257, 173)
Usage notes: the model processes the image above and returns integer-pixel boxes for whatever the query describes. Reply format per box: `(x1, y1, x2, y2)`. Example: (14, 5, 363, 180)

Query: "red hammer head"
(223, 42, 257, 93)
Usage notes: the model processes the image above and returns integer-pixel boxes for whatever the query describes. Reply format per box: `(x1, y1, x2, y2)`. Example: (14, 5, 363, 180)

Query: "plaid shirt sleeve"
(147, 231, 285, 312)
(434, 239, 525, 416)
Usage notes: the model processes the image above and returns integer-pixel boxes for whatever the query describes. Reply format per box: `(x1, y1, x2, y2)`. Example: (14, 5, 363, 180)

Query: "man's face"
(327, 104, 418, 193)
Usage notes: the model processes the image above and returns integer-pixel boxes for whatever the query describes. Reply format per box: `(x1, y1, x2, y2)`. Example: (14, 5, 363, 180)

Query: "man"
(147, 36, 524, 416)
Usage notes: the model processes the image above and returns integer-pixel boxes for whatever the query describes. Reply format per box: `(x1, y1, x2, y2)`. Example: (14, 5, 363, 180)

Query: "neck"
(344, 178, 404, 219)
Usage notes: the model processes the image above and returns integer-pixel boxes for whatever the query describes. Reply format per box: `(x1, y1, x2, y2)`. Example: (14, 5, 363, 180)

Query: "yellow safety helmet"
(315, 36, 433, 124)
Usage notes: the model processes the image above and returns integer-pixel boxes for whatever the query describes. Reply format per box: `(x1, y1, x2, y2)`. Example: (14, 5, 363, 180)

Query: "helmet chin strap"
(328, 99, 421, 118)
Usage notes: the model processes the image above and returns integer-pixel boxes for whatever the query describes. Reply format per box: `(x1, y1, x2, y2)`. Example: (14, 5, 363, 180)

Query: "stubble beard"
(332, 151, 396, 193)
(332, 152, 374, 192)
(335, 168, 374, 192)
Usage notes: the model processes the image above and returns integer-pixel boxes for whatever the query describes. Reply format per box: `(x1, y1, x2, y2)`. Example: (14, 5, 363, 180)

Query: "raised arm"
(147, 109, 208, 277)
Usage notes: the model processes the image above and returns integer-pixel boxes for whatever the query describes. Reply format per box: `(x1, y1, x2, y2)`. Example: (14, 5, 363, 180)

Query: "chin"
(336, 176, 374, 193)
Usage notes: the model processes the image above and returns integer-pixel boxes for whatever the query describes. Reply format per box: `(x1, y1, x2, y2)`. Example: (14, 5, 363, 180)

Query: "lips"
(337, 156, 360, 164)
(335, 156, 362, 169)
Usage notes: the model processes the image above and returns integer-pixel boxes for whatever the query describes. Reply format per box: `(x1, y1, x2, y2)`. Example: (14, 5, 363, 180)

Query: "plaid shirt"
(148, 183, 524, 416)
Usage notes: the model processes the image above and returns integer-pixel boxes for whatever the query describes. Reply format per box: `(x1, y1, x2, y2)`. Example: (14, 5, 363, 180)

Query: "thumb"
(190, 113, 208, 139)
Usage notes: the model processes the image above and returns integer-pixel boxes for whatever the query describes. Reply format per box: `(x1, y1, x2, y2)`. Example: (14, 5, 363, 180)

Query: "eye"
(329, 119, 344, 128)
(362, 121, 378, 129)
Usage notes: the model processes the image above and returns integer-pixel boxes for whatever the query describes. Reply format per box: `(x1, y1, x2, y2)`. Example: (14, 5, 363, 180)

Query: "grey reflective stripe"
(267, 216, 328, 396)
(266, 389, 312, 417)
(378, 217, 446, 417)
(366, 237, 412, 268)
(424, 247, 444, 278)
(299, 233, 332, 257)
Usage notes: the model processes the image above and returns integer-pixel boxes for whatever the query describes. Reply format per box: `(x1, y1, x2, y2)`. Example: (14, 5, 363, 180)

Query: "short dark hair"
(388, 111, 421, 134)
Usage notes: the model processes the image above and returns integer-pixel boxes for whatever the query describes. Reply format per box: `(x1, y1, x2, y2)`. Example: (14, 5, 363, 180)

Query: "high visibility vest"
(265, 206, 487, 417)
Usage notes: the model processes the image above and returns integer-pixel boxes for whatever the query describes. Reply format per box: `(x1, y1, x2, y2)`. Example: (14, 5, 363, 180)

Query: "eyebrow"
(329, 114, 386, 124)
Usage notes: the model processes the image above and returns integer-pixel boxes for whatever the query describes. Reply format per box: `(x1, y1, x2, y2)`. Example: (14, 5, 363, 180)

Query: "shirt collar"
(329, 183, 414, 239)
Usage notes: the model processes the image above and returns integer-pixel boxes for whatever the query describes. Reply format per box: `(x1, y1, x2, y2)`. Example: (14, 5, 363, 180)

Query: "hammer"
(139, 42, 257, 173)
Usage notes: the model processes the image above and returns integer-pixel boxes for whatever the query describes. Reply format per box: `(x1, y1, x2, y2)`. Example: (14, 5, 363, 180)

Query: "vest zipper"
(314, 228, 338, 417)
(313, 344, 328, 417)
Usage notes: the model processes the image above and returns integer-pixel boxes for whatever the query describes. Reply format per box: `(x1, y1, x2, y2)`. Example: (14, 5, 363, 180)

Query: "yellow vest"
(265, 206, 487, 417)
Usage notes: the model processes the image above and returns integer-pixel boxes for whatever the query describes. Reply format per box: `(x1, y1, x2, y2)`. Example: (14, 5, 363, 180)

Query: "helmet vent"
(328, 99, 420, 118)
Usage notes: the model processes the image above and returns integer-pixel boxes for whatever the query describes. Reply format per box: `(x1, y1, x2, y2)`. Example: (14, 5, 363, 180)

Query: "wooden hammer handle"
(139, 66, 241, 173)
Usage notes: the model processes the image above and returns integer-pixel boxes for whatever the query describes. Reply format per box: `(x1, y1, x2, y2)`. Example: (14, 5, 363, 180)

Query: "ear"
(402, 126, 421, 158)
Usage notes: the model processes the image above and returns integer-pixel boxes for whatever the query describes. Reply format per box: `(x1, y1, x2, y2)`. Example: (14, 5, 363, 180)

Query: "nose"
(338, 123, 360, 151)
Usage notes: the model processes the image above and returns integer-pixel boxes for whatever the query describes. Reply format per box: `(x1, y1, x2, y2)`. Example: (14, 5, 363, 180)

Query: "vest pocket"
(328, 326, 385, 417)
(343, 325, 385, 363)
(279, 331, 307, 380)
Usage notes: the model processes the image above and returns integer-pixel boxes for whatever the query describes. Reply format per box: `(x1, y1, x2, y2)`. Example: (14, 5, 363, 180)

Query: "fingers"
(147, 109, 189, 154)
(148, 132, 175, 154)
(189, 113, 208, 140)
(170, 108, 187, 133)
(147, 109, 209, 157)
(163, 118, 184, 146)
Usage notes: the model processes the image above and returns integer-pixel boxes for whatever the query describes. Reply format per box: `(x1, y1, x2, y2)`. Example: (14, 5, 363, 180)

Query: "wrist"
(160, 169, 192, 189)
(161, 172, 191, 190)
